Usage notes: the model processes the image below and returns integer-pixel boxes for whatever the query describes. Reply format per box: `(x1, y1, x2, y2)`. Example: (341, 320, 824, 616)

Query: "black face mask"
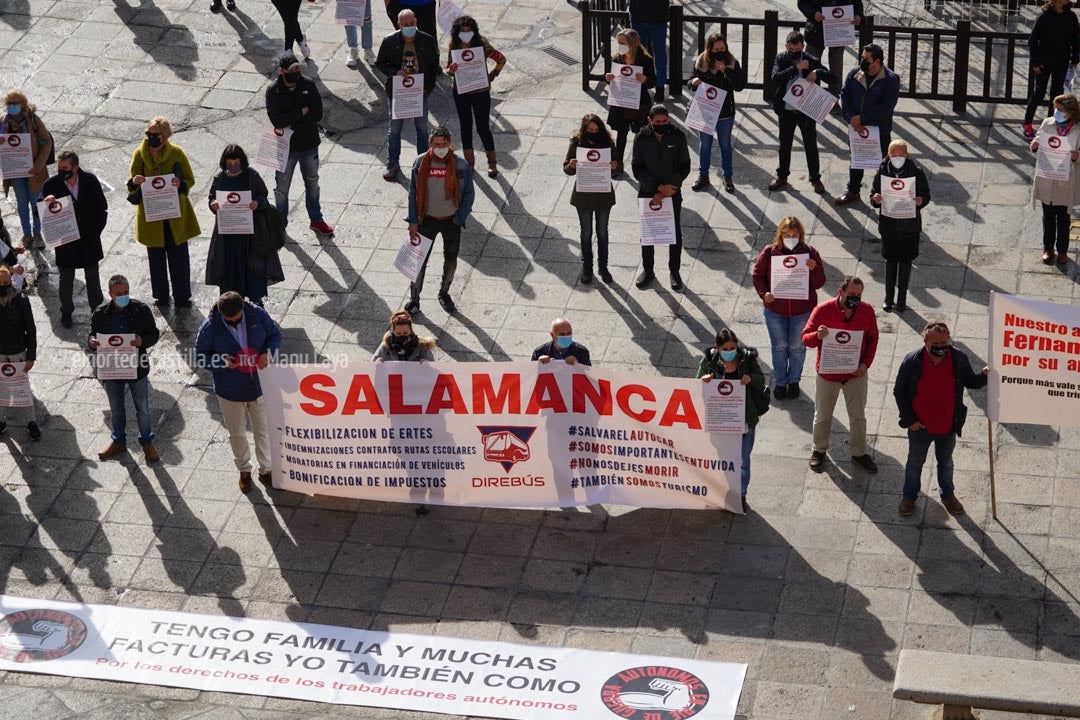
(389, 333, 417, 356)
(284, 71, 301, 84)
(652, 123, 670, 135)
(0, 285, 10, 297)
(226, 163, 243, 176)
(584, 131, 605, 145)
(929, 344, 950, 357)
(859, 58, 872, 73)
(59, 169, 74, 181)
(844, 295, 862, 309)
(788, 50, 803, 60)
(710, 52, 725, 61)
(147, 135, 163, 148)
(225, 318, 241, 328)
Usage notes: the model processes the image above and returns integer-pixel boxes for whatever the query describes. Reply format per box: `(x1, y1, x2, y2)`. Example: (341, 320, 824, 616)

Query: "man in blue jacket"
(893, 322, 988, 518)
(196, 291, 283, 493)
(837, 43, 900, 206)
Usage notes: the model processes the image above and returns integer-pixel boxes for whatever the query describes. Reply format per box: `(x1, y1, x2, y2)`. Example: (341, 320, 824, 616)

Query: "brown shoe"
(486, 150, 498, 178)
(809, 450, 826, 473)
(142, 443, 160, 463)
(98, 441, 127, 461)
(835, 191, 861, 206)
(941, 495, 965, 516)
(899, 497, 916, 516)
(463, 148, 475, 168)
(258, 471, 272, 487)
(1057, 251, 1069, 265)
(239, 471, 253, 493)
(768, 176, 788, 191)
(811, 179, 826, 193)
(382, 163, 400, 181)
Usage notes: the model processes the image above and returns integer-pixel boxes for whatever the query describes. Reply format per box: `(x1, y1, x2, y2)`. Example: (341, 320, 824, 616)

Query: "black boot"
(896, 260, 912, 312)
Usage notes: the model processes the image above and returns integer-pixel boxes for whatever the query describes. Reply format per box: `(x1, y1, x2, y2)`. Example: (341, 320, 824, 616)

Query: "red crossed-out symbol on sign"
(835, 331, 851, 344)
(402, 76, 415, 87)
(108, 335, 124, 347)
(48, 201, 62, 214)
(706, 87, 717, 100)
(792, 84, 804, 97)
(783, 255, 798, 268)
(226, 192, 241, 204)
(649, 199, 663, 211)
(717, 380, 734, 396)
(620, 65, 633, 76)
(7, 135, 20, 147)
(1049, 136, 1062, 149)
(151, 177, 166, 189)
(0, 364, 14, 377)
(462, 49, 474, 62)
(587, 150, 600, 162)
(858, 127, 870, 138)
(832, 6, 845, 17)
(890, 179, 905, 190)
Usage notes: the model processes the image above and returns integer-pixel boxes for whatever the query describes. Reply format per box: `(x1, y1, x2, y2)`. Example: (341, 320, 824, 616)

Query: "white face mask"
(616, 43, 630, 56)
(432, 147, 450, 159)
(889, 156, 906, 169)
(458, 31, 474, 43)
(782, 237, 799, 251)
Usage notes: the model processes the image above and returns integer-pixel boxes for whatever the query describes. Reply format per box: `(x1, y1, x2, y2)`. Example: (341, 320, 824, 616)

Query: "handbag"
(749, 384, 771, 417)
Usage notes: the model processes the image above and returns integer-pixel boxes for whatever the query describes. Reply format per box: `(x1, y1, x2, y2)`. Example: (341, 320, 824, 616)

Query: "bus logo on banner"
(478, 426, 535, 471)
(857, 127, 870, 138)
(402, 75, 415, 88)
(705, 87, 718, 100)
(620, 65, 634, 76)
(716, 380, 734, 396)
(461, 49, 474, 62)
(890, 179, 905, 190)
(1049, 136, 1063, 149)
(783, 255, 798, 268)
(600, 665, 711, 719)
(6, 135, 20, 148)
(791, 84, 804, 97)
(587, 149, 601, 162)
(649, 199, 663, 211)
(0, 609, 87, 663)
(108, 335, 124, 347)
(0, 364, 14, 377)
(48, 201, 63, 214)
(226, 192, 241, 204)
(832, 6, 845, 16)
(835, 331, 852, 344)
(151, 177, 166, 189)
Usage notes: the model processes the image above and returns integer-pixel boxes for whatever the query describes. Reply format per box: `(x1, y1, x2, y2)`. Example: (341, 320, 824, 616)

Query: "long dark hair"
(450, 15, 482, 49)
(695, 33, 735, 72)
(714, 327, 740, 348)
(572, 113, 614, 147)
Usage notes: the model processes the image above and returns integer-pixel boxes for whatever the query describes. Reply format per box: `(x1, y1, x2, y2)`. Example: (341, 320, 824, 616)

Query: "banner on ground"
(0, 595, 747, 720)
(988, 292, 1080, 425)
(260, 361, 744, 511)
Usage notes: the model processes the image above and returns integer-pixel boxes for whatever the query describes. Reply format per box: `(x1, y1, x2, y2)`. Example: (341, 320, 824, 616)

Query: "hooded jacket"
(265, 74, 323, 154)
(127, 140, 201, 248)
(195, 301, 282, 402)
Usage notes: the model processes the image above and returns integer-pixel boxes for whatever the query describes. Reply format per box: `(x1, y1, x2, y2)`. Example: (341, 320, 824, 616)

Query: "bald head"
(550, 318, 572, 336)
(398, 9, 416, 26)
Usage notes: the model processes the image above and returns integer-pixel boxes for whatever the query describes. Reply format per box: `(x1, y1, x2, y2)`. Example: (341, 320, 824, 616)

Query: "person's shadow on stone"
(111, 0, 199, 82)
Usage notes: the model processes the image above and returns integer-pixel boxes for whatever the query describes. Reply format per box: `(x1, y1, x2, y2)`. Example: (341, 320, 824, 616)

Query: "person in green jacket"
(127, 116, 201, 308)
(696, 327, 766, 512)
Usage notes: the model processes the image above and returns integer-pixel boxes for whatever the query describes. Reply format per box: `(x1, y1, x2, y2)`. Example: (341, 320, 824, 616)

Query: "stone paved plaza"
(0, 0, 1078, 717)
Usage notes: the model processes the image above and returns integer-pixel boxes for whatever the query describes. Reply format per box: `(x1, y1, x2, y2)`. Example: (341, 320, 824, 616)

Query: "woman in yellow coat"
(127, 117, 201, 308)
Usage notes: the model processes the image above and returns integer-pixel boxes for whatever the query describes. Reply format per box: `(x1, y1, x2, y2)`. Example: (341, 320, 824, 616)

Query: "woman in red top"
(751, 216, 827, 399)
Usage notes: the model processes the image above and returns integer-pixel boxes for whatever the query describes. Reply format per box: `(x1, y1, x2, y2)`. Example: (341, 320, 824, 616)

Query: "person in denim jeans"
(689, 33, 745, 193)
(1, 90, 52, 248)
(751, 216, 827, 400)
(344, 14, 373, 68)
(629, 0, 669, 101)
(89, 275, 160, 463)
(893, 322, 988, 518)
(563, 114, 617, 285)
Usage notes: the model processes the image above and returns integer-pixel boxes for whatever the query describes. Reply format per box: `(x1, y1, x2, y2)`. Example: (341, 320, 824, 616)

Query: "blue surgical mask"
(555, 335, 573, 349)
(5, 104, 21, 116)
(719, 349, 738, 362)
(114, 295, 130, 308)
(402, 25, 417, 38)
(1055, 109, 1068, 124)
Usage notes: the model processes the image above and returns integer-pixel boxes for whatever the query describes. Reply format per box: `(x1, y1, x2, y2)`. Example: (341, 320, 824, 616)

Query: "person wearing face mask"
(802, 276, 880, 474)
(404, 126, 475, 316)
(532, 318, 591, 366)
(377, 9, 441, 181)
(127, 116, 200, 309)
(196, 291, 283, 493)
(41, 150, 108, 329)
(768, 31, 834, 193)
(89, 275, 160, 463)
(266, 53, 334, 237)
(893, 321, 989, 517)
(447, 16, 506, 178)
(696, 327, 766, 513)
(0, 214, 27, 295)
(632, 104, 691, 291)
(564, 113, 618, 285)
(751, 217, 827, 400)
(870, 139, 931, 312)
(1030, 94, 1080, 265)
(373, 311, 436, 361)
(1, 90, 53, 250)
(837, 44, 900, 206)
(799, 0, 863, 98)
(1023, 0, 1080, 140)
(0, 265, 40, 440)
(206, 145, 281, 306)
(689, 33, 746, 193)
(606, 29, 656, 177)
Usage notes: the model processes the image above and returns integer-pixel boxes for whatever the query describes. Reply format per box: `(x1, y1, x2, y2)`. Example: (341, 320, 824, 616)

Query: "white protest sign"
(255, 123, 293, 173)
(848, 125, 881, 170)
(37, 196, 80, 248)
(823, 4, 856, 47)
(607, 63, 642, 110)
(881, 176, 916, 219)
(820, 329, 864, 374)
(216, 191, 254, 235)
(704, 379, 745, 433)
(770, 253, 810, 301)
(451, 48, 489, 94)
(392, 74, 425, 120)
(0, 362, 31, 407)
(575, 147, 612, 194)
(95, 334, 138, 381)
(783, 78, 837, 124)
(1036, 130, 1072, 182)
(393, 233, 434, 283)
(0, 134, 32, 180)
(638, 197, 677, 246)
(142, 175, 181, 223)
(684, 83, 728, 134)
(437, 0, 465, 33)
(335, 0, 367, 25)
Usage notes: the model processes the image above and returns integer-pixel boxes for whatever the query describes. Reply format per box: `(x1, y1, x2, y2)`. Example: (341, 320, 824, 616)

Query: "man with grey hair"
(89, 274, 160, 462)
(531, 318, 591, 366)
(42, 149, 108, 328)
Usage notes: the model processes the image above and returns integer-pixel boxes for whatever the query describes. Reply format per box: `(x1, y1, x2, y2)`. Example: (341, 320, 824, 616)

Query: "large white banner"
(988, 292, 1080, 425)
(260, 362, 744, 512)
(0, 595, 747, 720)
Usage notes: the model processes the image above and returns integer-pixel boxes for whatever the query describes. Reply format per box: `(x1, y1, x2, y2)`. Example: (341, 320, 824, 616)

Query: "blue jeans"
(631, 21, 667, 92)
(903, 428, 956, 500)
(274, 147, 322, 226)
(698, 115, 734, 178)
(741, 426, 756, 498)
(344, 17, 372, 49)
(104, 376, 154, 446)
(10, 177, 41, 237)
(763, 307, 810, 386)
(387, 94, 430, 166)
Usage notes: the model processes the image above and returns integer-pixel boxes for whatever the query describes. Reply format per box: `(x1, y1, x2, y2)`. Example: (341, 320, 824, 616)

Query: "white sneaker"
(299, 39, 311, 59)
(364, 48, 376, 63)
(346, 47, 358, 67)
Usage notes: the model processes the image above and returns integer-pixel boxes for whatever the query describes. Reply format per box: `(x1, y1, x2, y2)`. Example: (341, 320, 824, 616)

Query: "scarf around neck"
(416, 150, 459, 221)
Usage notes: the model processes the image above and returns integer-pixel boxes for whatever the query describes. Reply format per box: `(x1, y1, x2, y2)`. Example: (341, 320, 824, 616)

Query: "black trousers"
(147, 222, 191, 303)
(884, 259, 912, 306)
(805, 43, 845, 96)
(848, 128, 891, 192)
(777, 110, 820, 181)
(59, 263, 103, 316)
(1025, 65, 1069, 125)
(271, 0, 304, 49)
(411, 216, 461, 299)
(1042, 202, 1071, 254)
(640, 195, 682, 273)
(385, 0, 436, 38)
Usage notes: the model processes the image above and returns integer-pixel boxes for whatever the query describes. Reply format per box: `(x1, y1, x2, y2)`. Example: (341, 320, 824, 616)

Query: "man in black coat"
(768, 31, 835, 193)
(0, 265, 40, 440)
(265, 52, 334, 237)
(631, 104, 691, 292)
(376, 9, 440, 181)
(798, 0, 863, 97)
(532, 317, 591, 366)
(41, 150, 107, 328)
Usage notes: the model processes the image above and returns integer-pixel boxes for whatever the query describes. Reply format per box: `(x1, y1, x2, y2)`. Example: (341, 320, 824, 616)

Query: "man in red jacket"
(802, 276, 879, 473)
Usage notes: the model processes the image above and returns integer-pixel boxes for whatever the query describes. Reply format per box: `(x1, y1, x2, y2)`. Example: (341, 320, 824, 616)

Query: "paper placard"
(1036, 130, 1072, 182)
(255, 123, 293, 173)
(820, 329, 864, 374)
(216, 191, 254, 235)
(392, 74, 425, 120)
(881, 176, 916, 219)
(685, 83, 728, 134)
(142, 175, 181, 223)
(451, 47, 489, 94)
(782, 78, 837, 124)
(334, 0, 367, 25)
(607, 63, 643, 110)
(770, 253, 810, 301)
(0, 362, 31, 407)
(437, 0, 465, 33)
(0, 134, 32, 180)
(36, 196, 80, 248)
(823, 4, 856, 47)
(575, 146, 612, 194)
(393, 233, 434, 283)
(704, 379, 746, 433)
(95, 333, 139, 381)
(639, 197, 677, 246)
(848, 125, 882, 170)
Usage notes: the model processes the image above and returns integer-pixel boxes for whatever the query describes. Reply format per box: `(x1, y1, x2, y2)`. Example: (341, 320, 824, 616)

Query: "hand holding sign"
(392, 74, 425, 119)
(37, 196, 80, 248)
(608, 63, 643, 110)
